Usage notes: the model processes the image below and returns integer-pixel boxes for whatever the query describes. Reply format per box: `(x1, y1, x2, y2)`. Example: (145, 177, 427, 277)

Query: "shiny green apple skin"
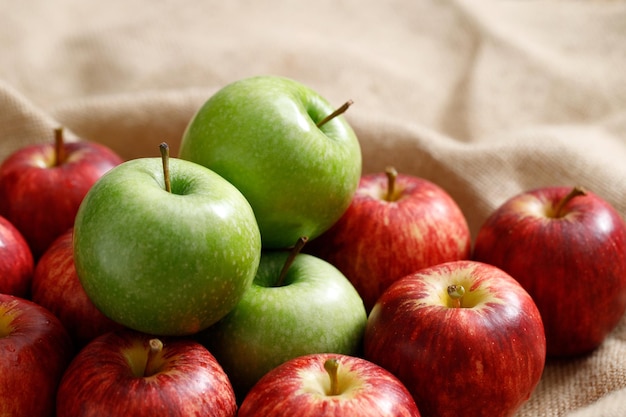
(198, 251, 367, 398)
(73, 157, 262, 336)
(178, 75, 362, 249)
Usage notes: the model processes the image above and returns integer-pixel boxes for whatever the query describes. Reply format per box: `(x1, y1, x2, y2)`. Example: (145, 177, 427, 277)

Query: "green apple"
(178, 75, 362, 249)
(198, 239, 368, 398)
(73, 151, 262, 336)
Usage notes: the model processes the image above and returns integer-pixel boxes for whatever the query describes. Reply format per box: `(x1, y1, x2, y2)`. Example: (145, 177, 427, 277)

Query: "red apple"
(238, 353, 421, 417)
(0, 294, 74, 417)
(56, 329, 237, 417)
(0, 215, 34, 297)
(0, 127, 123, 259)
(307, 167, 471, 311)
(473, 186, 626, 357)
(363, 260, 546, 417)
(31, 228, 125, 347)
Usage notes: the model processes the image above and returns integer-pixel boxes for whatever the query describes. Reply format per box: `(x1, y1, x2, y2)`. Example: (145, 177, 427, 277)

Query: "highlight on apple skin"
(307, 167, 471, 312)
(0, 294, 74, 417)
(238, 353, 421, 417)
(178, 75, 362, 249)
(473, 186, 626, 357)
(73, 155, 262, 336)
(0, 215, 34, 298)
(0, 127, 123, 259)
(31, 228, 125, 348)
(55, 329, 237, 417)
(198, 244, 368, 399)
(364, 260, 546, 417)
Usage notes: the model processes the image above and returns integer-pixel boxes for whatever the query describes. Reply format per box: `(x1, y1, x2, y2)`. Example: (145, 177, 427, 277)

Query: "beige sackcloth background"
(2, 0, 626, 415)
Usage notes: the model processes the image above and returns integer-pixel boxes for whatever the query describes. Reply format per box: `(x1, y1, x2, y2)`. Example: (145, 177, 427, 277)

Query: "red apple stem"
(324, 358, 340, 396)
(385, 166, 398, 201)
(159, 142, 172, 193)
(553, 186, 587, 218)
(54, 127, 66, 167)
(447, 284, 465, 309)
(144, 338, 164, 377)
(275, 236, 309, 287)
(316, 100, 353, 128)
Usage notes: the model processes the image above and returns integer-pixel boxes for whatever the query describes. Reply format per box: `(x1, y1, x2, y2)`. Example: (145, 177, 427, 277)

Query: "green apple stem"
(316, 100, 354, 128)
(275, 236, 309, 287)
(54, 127, 66, 167)
(144, 338, 164, 377)
(447, 284, 466, 309)
(553, 186, 587, 218)
(324, 358, 340, 396)
(385, 166, 398, 202)
(159, 142, 172, 193)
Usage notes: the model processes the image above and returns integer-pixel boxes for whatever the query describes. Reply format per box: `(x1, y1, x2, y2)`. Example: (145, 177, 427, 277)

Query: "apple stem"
(385, 166, 398, 201)
(447, 284, 465, 308)
(144, 338, 164, 377)
(553, 186, 587, 218)
(324, 358, 340, 396)
(54, 127, 66, 167)
(275, 236, 309, 287)
(316, 100, 353, 128)
(159, 142, 172, 193)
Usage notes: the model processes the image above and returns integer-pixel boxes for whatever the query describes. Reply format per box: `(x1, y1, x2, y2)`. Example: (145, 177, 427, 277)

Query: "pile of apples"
(1, 75, 625, 417)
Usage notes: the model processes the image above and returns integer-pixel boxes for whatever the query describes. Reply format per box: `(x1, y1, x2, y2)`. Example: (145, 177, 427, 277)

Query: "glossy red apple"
(0, 127, 123, 258)
(473, 186, 626, 357)
(238, 353, 421, 416)
(56, 329, 237, 417)
(31, 228, 125, 347)
(307, 167, 471, 311)
(0, 215, 34, 297)
(364, 260, 546, 417)
(0, 294, 74, 417)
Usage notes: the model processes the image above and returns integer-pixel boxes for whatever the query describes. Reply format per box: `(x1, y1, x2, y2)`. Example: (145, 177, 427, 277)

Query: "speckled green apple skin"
(178, 75, 362, 249)
(199, 251, 367, 397)
(73, 157, 262, 336)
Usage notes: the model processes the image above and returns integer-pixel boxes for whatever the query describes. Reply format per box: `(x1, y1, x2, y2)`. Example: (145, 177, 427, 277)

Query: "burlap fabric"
(2, 1, 625, 415)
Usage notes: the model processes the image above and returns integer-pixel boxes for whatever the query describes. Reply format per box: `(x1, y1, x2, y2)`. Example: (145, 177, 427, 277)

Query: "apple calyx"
(54, 127, 67, 167)
(159, 142, 172, 193)
(275, 236, 309, 287)
(447, 284, 466, 309)
(384, 166, 399, 202)
(316, 100, 353, 128)
(143, 338, 164, 377)
(552, 186, 587, 218)
(323, 357, 340, 396)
